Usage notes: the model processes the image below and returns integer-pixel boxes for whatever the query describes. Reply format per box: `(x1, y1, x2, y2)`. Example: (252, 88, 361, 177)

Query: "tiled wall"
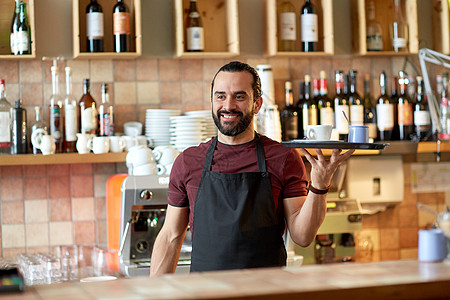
(0, 56, 449, 260)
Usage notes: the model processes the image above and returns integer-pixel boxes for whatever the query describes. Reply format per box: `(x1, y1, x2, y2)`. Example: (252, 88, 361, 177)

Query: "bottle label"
(376, 103, 394, 130)
(301, 14, 318, 42)
(10, 33, 15, 53)
(100, 113, 114, 136)
(414, 110, 430, 126)
(320, 107, 333, 126)
(187, 27, 204, 51)
(366, 123, 377, 139)
(280, 12, 296, 41)
(87, 12, 104, 39)
(308, 106, 318, 125)
(367, 35, 383, 51)
(65, 104, 77, 142)
(81, 107, 98, 133)
(284, 117, 298, 140)
(398, 103, 413, 125)
(0, 111, 11, 143)
(113, 12, 130, 35)
(49, 107, 62, 140)
(392, 37, 407, 49)
(350, 104, 364, 126)
(16, 31, 29, 52)
(335, 104, 349, 134)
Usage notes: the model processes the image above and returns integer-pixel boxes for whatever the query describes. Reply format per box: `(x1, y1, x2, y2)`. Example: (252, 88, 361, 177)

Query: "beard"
(213, 108, 254, 137)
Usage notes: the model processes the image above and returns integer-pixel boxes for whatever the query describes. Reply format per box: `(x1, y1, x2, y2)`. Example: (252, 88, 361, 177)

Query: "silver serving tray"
(282, 140, 389, 150)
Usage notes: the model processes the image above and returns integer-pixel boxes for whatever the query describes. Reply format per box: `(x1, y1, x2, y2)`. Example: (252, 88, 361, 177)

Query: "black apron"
(190, 134, 286, 272)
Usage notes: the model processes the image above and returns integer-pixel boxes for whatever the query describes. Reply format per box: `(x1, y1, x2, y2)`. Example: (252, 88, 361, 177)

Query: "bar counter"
(2, 260, 449, 300)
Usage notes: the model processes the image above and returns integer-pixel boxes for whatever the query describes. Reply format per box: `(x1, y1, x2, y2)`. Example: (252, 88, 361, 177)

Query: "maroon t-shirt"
(168, 135, 308, 230)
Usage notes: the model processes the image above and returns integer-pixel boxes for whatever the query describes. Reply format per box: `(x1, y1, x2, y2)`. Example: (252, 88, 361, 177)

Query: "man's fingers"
(300, 148, 316, 165)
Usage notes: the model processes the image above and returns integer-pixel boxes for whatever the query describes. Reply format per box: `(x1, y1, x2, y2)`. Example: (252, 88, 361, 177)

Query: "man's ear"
(254, 96, 263, 114)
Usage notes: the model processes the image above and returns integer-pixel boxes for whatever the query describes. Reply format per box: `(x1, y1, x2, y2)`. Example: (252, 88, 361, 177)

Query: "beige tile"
(26, 223, 49, 247)
(400, 248, 418, 260)
(137, 81, 160, 104)
(96, 220, 107, 246)
(67, 60, 90, 84)
(49, 222, 73, 246)
(94, 174, 109, 198)
(0, 177, 24, 201)
(203, 59, 227, 82)
(159, 59, 181, 81)
(72, 197, 95, 221)
(1, 201, 24, 224)
(2, 224, 25, 248)
(113, 60, 136, 81)
(181, 59, 203, 81)
(0, 61, 19, 83)
(268, 57, 290, 79)
(418, 205, 438, 228)
(379, 228, 399, 250)
(25, 177, 48, 200)
(91, 60, 114, 83)
(114, 82, 137, 105)
(95, 197, 106, 220)
(74, 221, 95, 244)
(49, 198, 72, 222)
(5, 82, 19, 102)
(2, 248, 25, 259)
(19, 60, 42, 83)
(136, 58, 159, 81)
(160, 81, 181, 105)
(399, 227, 418, 248)
(182, 81, 204, 106)
(25, 200, 49, 223)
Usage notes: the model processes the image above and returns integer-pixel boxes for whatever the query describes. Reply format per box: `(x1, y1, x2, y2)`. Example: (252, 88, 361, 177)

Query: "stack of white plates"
(145, 109, 181, 147)
(184, 110, 217, 137)
(169, 113, 216, 152)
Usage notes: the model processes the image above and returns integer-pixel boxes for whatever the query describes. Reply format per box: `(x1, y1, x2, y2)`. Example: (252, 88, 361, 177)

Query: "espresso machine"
(117, 175, 191, 277)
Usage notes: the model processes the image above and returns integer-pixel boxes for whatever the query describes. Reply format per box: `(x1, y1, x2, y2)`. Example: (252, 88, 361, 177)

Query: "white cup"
(122, 135, 138, 151)
(109, 136, 126, 153)
(76, 133, 94, 154)
(306, 125, 333, 141)
(135, 135, 152, 147)
(87, 136, 110, 154)
(126, 145, 155, 169)
(133, 162, 157, 176)
(123, 122, 143, 137)
(153, 145, 180, 165)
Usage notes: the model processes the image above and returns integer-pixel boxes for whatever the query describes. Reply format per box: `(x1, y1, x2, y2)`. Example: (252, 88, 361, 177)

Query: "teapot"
(31, 132, 56, 155)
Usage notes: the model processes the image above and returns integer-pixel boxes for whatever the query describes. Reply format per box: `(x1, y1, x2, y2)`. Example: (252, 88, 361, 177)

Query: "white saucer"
(80, 276, 117, 283)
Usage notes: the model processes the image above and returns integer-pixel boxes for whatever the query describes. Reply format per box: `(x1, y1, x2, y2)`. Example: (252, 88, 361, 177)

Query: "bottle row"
(280, 70, 450, 142)
(0, 67, 115, 155)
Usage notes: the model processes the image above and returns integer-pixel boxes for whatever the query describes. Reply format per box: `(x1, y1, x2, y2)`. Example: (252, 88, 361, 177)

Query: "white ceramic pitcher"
(31, 133, 56, 155)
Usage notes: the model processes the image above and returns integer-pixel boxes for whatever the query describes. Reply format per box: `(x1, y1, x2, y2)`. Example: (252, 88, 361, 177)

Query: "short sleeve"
(282, 149, 308, 198)
(168, 154, 190, 207)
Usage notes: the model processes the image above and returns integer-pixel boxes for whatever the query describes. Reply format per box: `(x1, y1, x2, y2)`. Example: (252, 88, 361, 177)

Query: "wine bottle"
(349, 70, 364, 126)
(78, 79, 98, 134)
(413, 76, 431, 141)
(98, 83, 115, 136)
(316, 71, 333, 126)
(376, 72, 394, 141)
(298, 75, 318, 138)
(363, 74, 377, 141)
(280, 81, 298, 141)
(10, 0, 19, 55)
(48, 66, 64, 153)
(390, 75, 400, 140)
(31, 106, 48, 155)
(64, 67, 78, 153)
(366, 0, 383, 51)
(390, 0, 408, 52)
(397, 71, 414, 140)
(186, 0, 204, 52)
(0, 80, 12, 154)
(278, 1, 297, 51)
(11, 99, 27, 154)
(11, 1, 31, 55)
(86, 0, 104, 52)
(296, 81, 305, 138)
(439, 73, 450, 140)
(113, 0, 131, 53)
(333, 70, 349, 141)
(301, 0, 318, 52)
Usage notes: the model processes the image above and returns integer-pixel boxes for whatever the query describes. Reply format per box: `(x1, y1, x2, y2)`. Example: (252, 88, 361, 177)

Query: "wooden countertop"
(2, 260, 449, 300)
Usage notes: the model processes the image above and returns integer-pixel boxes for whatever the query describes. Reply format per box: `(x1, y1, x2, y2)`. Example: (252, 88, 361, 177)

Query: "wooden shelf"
(0, 152, 127, 166)
(263, 0, 334, 56)
(174, 0, 239, 58)
(72, 0, 142, 59)
(431, 0, 450, 55)
(0, 0, 36, 59)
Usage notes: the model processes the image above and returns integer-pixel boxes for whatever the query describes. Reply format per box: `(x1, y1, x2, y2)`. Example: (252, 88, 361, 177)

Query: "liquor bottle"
(390, 0, 408, 52)
(78, 79, 98, 134)
(301, 0, 318, 52)
(333, 71, 349, 141)
(278, 1, 297, 51)
(48, 66, 64, 153)
(98, 83, 115, 136)
(11, 1, 31, 55)
(439, 73, 450, 140)
(390, 75, 400, 140)
(343, 73, 350, 99)
(280, 81, 298, 141)
(113, 0, 131, 53)
(186, 0, 204, 52)
(366, 0, 383, 51)
(363, 74, 377, 141)
(316, 71, 334, 126)
(11, 99, 27, 154)
(298, 75, 318, 139)
(413, 76, 431, 141)
(10, 0, 19, 55)
(86, 0, 104, 52)
(397, 71, 414, 140)
(63, 67, 77, 153)
(312, 78, 320, 98)
(296, 81, 305, 138)
(31, 106, 48, 155)
(0, 80, 12, 154)
(376, 72, 394, 141)
(349, 70, 364, 126)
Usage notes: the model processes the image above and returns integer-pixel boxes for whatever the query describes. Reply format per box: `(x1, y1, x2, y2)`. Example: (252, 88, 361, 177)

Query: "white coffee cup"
(135, 135, 152, 148)
(126, 145, 155, 168)
(87, 136, 110, 154)
(306, 125, 333, 141)
(109, 136, 126, 153)
(153, 145, 180, 165)
(122, 135, 137, 151)
(133, 162, 157, 176)
(76, 133, 94, 154)
(123, 122, 143, 137)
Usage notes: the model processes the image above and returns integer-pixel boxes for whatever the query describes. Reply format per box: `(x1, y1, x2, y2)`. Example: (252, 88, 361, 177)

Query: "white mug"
(109, 136, 126, 153)
(306, 125, 333, 141)
(133, 162, 157, 176)
(123, 122, 142, 137)
(135, 135, 152, 148)
(32, 134, 56, 155)
(76, 133, 94, 154)
(87, 136, 110, 154)
(153, 145, 180, 166)
(126, 145, 155, 169)
(122, 135, 138, 151)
